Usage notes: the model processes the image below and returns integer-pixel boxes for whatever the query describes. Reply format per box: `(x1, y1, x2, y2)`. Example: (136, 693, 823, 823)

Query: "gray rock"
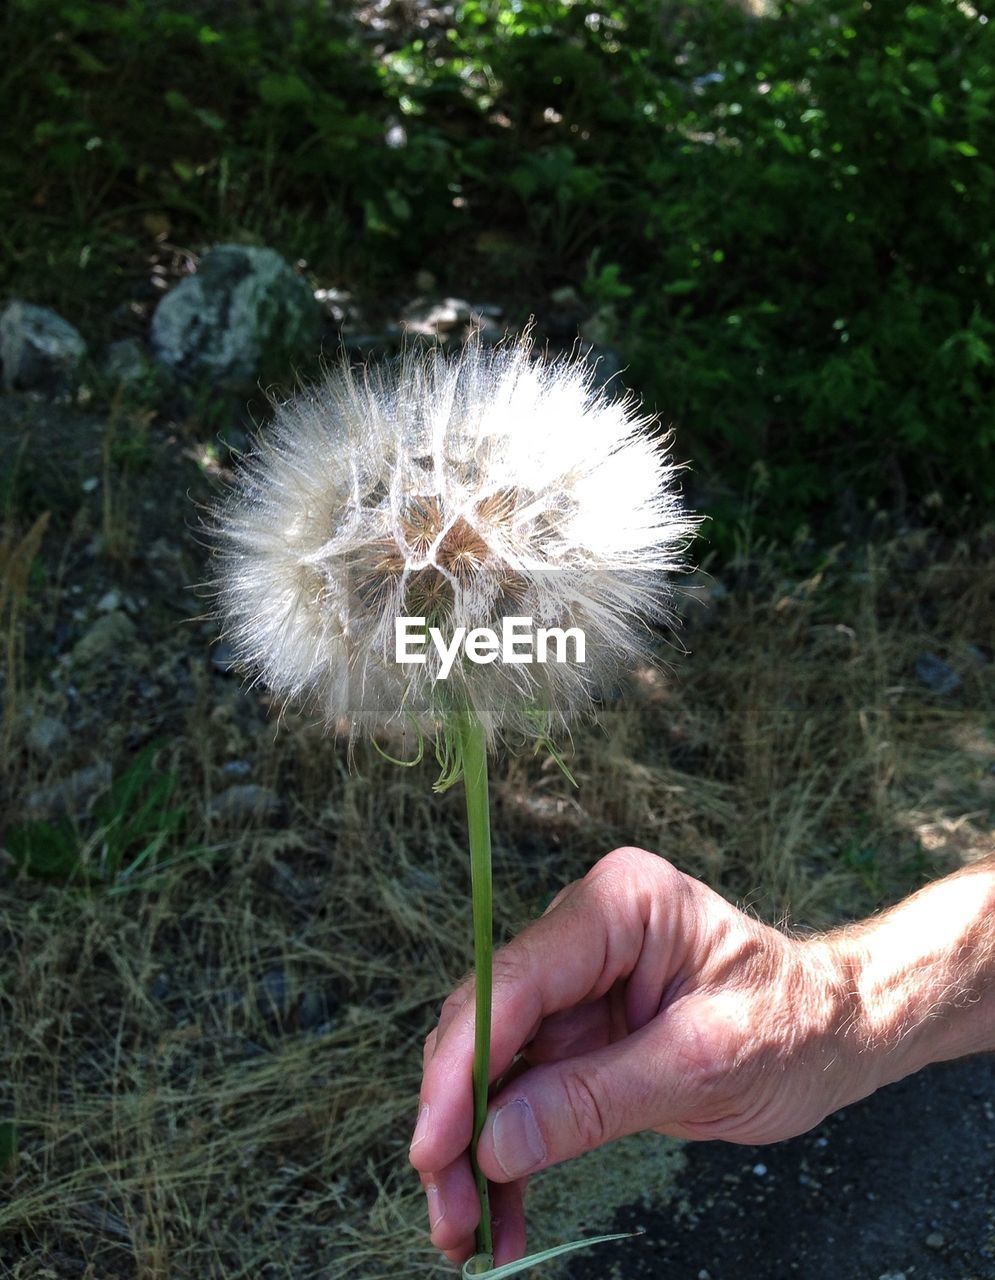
(256, 967, 292, 1019)
(915, 652, 962, 696)
(1, 301, 87, 391)
(148, 973, 171, 1001)
(550, 285, 581, 309)
(220, 759, 252, 779)
(580, 304, 619, 348)
(101, 337, 164, 394)
(400, 296, 501, 339)
(401, 296, 470, 336)
(299, 987, 338, 1032)
(150, 244, 319, 391)
(23, 713, 70, 756)
(313, 285, 352, 323)
(208, 783, 282, 826)
(96, 589, 122, 613)
(210, 641, 238, 674)
(70, 611, 136, 665)
(25, 761, 112, 818)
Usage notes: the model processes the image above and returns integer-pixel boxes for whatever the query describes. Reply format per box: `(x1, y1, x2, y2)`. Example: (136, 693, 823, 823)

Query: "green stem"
(459, 709, 494, 1262)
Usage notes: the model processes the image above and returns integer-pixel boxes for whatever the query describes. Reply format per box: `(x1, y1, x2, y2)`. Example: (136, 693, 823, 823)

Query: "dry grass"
(1, 514, 993, 1278)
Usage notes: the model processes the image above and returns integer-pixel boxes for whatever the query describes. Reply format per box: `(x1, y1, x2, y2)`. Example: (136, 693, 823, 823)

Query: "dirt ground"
(564, 1055, 995, 1280)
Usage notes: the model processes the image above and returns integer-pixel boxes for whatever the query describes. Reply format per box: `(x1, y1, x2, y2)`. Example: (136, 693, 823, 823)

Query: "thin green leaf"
(371, 722, 425, 767)
(461, 1231, 641, 1278)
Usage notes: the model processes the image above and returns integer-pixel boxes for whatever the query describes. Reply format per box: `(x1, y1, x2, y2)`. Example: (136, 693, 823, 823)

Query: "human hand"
(409, 846, 871, 1268)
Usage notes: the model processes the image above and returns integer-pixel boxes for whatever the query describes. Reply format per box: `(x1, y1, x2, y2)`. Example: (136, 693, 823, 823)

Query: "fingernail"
(425, 1182, 446, 1229)
(489, 1097, 546, 1178)
(410, 1104, 430, 1150)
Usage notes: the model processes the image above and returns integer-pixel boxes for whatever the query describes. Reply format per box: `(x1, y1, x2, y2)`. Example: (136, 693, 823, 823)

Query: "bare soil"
(565, 1055, 995, 1280)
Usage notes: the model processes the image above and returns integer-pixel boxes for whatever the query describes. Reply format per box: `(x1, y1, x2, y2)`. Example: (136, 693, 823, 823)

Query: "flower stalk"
(459, 708, 495, 1266)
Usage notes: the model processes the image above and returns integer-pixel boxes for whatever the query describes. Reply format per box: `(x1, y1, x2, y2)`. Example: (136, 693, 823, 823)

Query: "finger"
(541, 878, 581, 916)
(411, 848, 684, 1175)
(430, 980, 474, 1060)
(491, 1177, 528, 1264)
(523, 996, 613, 1065)
(430, 1178, 528, 1267)
(475, 1016, 696, 1183)
(417, 1154, 479, 1256)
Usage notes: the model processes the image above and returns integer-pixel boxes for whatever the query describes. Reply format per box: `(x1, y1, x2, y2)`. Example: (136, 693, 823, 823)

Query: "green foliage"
(2, 0, 993, 530)
(7, 744, 184, 884)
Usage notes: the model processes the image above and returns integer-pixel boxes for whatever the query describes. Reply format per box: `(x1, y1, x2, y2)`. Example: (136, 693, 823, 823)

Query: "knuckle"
(671, 1016, 737, 1103)
(559, 1066, 610, 1152)
(440, 984, 472, 1021)
(491, 944, 531, 991)
(590, 845, 675, 893)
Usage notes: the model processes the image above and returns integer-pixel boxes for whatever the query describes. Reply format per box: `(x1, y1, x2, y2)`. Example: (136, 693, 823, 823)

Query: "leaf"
(461, 1231, 641, 1278)
(6, 819, 80, 879)
(258, 72, 314, 107)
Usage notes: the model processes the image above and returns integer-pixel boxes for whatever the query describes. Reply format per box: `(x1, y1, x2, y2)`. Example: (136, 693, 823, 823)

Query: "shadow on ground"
(565, 1056, 995, 1280)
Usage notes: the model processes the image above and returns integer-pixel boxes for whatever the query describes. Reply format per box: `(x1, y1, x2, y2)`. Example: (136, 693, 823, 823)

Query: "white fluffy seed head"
(210, 331, 698, 744)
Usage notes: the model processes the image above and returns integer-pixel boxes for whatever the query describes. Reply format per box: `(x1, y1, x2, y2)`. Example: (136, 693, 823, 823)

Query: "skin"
(409, 845, 995, 1268)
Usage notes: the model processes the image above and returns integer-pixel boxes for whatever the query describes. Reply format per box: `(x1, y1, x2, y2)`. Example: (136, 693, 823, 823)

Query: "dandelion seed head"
(211, 332, 698, 742)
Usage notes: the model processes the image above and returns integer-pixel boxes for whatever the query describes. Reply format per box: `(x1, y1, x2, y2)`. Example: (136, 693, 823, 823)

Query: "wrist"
(825, 861, 995, 1097)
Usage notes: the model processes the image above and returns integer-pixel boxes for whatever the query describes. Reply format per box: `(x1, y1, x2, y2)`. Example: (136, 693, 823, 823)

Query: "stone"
(208, 783, 282, 826)
(96, 590, 122, 613)
(148, 973, 171, 1001)
(925, 1232, 945, 1249)
(25, 761, 112, 818)
(256, 968, 292, 1019)
(150, 244, 320, 391)
(579, 305, 619, 348)
(915, 652, 962, 696)
(23, 713, 70, 756)
(101, 337, 165, 395)
(550, 285, 581, 309)
(210, 641, 238, 674)
(70, 611, 136, 665)
(399, 296, 502, 341)
(0, 301, 87, 391)
(401, 296, 474, 336)
(298, 987, 339, 1032)
(314, 286, 351, 323)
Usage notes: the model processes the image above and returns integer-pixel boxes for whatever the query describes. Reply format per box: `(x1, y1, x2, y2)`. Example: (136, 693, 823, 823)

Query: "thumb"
(475, 1023, 681, 1182)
